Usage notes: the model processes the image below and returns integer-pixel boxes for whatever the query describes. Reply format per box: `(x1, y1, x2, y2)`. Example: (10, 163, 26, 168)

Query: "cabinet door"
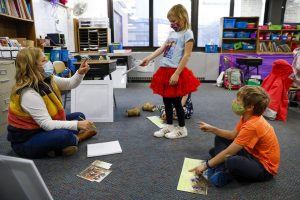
(0, 60, 15, 95)
(0, 92, 10, 125)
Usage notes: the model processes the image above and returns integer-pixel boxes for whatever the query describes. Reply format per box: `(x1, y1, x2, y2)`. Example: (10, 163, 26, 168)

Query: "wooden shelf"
(256, 52, 292, 54)
(223, 28, 257, 31)
(223, 38, 256, 41)
(0, 13, 34, 22)
(222, 50, 256, 54)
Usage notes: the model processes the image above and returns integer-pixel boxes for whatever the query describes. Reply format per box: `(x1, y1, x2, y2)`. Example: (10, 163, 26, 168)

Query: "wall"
(33, 0, 71, 48)
(128, 52, 220, 81)
(267, 0, 285, 24)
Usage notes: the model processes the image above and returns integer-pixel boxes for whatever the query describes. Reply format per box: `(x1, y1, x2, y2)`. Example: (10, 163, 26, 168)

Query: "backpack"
(223, 68, 243, 90)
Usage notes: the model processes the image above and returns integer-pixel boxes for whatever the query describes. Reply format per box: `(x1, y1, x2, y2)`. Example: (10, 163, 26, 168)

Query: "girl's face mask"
(170, 23, 180, 32)
(232, 100, 245, 115)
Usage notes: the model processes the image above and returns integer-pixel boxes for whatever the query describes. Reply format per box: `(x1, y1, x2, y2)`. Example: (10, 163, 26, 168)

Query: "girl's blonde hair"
(12, 47, 44, 94)
(167, 4, 190, 31)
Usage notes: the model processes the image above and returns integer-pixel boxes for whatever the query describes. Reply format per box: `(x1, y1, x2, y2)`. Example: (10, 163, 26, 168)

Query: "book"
(77, 160, 112, 182)
(177, 158, 208, 195)
(87, 141, 122, 157)
(146, 116, 166, 128)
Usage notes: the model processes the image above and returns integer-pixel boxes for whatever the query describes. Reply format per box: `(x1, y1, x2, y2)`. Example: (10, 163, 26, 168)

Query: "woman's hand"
(78, 60, 90, 75)
(198, 121, 215, 132)
(169, 73, 179, 85)
(189, 163, 207, 175)
(77, 120, 94, 131)
(140, 58, 150, 67)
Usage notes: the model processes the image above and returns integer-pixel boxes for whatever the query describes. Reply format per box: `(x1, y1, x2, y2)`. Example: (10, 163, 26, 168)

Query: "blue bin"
(236, 22, 248, 28)
(109, 43, 123, 53)
(50, 50, 60, 62)
(223, 32, 235, 38)
(242, 44, 256, 50)
(205, 44, 218, 53)
(236, 32, 250, 38)
(68, 58, 78, 72)
(60, 49, 69, 62)
(224, 18, 236, 28)
(222, 44, 234, 50)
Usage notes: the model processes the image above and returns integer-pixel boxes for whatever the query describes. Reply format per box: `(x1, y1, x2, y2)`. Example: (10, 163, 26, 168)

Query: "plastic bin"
(242, 44, 256, 50)
(236, 32, 250, 38)
(224, 18, 236, 28)
(44, 53, 50, 61)
(205, 44, 218, 53)
(50, 50, 60, 62)
(236, 22, 248, 28)
(234, 42, 242, 50)
(222, 44, 234, 50)
(223, 32, 235, 38)
(259, 25, 268, 30)
(68, 58, 78, 72)
(269, 25, 282, 30)
(60, 49, 69, 62)
(247, 23, 256, 28)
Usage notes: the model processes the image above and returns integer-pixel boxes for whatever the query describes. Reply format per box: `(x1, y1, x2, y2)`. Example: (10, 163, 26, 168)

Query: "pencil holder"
(142, 102, 156, 112)
(126, 107, 141, 117)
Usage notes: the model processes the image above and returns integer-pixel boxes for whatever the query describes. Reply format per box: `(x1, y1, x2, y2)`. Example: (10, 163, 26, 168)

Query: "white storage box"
(71, 80, 113, 122)
(104, 65, 127, 88)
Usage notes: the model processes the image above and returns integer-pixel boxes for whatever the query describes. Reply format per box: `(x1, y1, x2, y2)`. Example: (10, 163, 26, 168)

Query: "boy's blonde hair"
(167, 4, 190, 31)
(12, 47, 44, 94)
(237, 86, 270, 116)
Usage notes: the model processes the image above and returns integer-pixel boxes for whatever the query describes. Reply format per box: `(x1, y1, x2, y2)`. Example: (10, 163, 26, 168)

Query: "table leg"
(109, 74, 117, 108)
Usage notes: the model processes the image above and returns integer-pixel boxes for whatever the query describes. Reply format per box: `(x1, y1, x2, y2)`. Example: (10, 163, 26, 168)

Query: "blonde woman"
(7, 47, 97, 158)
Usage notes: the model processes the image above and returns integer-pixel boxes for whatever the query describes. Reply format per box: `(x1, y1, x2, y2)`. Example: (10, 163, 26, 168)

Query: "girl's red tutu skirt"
(150, 67, 201, 97)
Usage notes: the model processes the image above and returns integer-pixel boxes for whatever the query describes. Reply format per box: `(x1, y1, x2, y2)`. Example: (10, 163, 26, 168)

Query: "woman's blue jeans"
(11, 112, 85, 158)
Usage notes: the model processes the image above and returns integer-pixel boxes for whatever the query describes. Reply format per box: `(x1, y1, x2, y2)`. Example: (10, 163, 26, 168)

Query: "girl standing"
(141, 4, 200, 139)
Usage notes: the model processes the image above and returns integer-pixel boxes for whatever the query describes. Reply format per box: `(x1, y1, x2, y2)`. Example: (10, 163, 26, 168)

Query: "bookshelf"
(257, 28, 300, 54)
(0, 0, 36, 46)
(220, 17, 259, 54)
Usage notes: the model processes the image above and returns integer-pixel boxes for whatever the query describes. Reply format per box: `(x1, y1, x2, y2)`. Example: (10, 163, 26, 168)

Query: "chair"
(53, 61, 71, 109)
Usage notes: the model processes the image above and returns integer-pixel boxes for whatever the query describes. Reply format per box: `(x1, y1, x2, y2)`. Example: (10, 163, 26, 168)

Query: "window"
(234, 0, 266, 25)
(153, 0, 191, 47)
(197, 0, 231, 47)
(113, 0, 149, 46)
(284, 0, 300, 23)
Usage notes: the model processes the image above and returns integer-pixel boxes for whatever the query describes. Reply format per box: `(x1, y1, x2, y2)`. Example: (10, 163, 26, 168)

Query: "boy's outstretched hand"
(198, 121, 215, 132)
(189, 163, 207, 175)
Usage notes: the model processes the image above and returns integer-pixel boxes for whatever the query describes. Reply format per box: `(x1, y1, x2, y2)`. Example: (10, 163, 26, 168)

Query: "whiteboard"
(33, 0, 70, 48)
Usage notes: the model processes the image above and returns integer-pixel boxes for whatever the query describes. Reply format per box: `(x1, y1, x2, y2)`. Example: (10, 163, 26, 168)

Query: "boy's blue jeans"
(211, 136, 273, 182)
(11, 112, 85, 158)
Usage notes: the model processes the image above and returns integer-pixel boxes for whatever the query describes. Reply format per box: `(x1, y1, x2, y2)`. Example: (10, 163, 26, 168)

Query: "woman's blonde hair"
(167, 4, 190, 31)
(12, 47, 44, 94)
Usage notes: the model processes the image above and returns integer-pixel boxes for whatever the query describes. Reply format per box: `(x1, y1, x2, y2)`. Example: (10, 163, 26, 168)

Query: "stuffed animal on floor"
(126, 107, 141, 117)
(142, 102, 156, 112)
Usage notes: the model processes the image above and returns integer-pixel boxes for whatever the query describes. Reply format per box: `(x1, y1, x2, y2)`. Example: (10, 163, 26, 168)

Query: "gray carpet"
(1, 83, 300, 200)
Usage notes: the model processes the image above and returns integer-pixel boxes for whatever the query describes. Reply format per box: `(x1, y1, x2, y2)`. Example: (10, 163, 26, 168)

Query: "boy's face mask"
(170, 23, 180, 32)
(232, 101, 245, 115)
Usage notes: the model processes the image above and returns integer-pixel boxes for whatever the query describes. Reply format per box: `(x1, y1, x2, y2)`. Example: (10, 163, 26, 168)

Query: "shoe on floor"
(209, 171, 233, 187)
(77, 130, 97, 142)
(62, 146, 78, 156)
(165, 126, 188, 139)
(154, 124, 175, 137)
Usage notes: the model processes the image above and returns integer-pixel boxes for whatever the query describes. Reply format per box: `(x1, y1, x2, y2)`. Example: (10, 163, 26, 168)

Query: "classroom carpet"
(0, 83, 299, 200)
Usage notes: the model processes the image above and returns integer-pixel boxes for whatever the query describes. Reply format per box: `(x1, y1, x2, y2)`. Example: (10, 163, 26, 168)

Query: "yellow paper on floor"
(146, 116, 166, 128)
(177, 158, 208, 195)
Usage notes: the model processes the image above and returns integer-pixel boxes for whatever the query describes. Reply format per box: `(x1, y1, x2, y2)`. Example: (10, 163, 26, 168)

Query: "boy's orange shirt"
(234, 116, 280, 175)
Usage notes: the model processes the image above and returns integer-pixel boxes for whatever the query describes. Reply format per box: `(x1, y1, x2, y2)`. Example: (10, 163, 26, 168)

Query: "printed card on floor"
(77, 160, 112, 182)
(177, 158, 208, 195)
(147, 116, 166, 128)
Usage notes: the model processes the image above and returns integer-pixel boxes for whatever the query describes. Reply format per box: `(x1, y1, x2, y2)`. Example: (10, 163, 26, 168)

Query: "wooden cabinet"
(78, 27, 111, 52)
(0, 0, 36, 45)
(0, 60, 15, 135)
(257, 28, 300, 54)
(220, 17, 259, 54)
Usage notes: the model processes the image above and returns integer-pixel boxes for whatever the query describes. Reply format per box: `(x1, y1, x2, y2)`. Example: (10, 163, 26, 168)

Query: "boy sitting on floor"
(190, 86, 280, 187)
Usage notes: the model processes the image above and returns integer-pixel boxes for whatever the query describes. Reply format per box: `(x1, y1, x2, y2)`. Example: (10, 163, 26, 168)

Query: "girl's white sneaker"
(153, 124, 175, 137)
(165, 126, 188, 139)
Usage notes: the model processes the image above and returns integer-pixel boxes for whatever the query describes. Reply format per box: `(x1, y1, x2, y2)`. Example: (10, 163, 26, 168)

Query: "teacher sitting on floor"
(7, 47, 97, 158)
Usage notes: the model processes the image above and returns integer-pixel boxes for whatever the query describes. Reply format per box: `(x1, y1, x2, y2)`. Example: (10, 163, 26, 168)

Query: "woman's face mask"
(232, 100, 245, 115)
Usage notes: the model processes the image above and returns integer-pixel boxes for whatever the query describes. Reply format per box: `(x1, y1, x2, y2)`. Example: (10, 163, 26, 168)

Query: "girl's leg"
(11, 129, 78, 158)
(163, 97, 174, 125)
(172, 96, 185, 127)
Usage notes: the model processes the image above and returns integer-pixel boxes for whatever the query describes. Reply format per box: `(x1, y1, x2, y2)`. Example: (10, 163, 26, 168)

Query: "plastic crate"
(247, 23, 256, 28)
(50, 50, 61, 62)
(60, 49, 69, 62)
(259, 25, 268, 30)
(242, 44, 256, 50)
(205, 44, 218, 53)
(68, 58, 78, 72)
(224, 18, 236, 28)
(234, 42, 242, 50)
(223, 32, 235, 38)
(236, 22, 248, 28)
(236, 32, 250, 38)
(269, 25, 282, 30)
(222, 43, 234, 50)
